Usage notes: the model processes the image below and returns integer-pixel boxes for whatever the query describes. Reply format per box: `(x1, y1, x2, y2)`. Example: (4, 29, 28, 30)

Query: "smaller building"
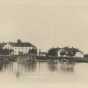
(74, 51, 84, 58)
(48, 47, 84, 58)
(58, 47, 84, 58)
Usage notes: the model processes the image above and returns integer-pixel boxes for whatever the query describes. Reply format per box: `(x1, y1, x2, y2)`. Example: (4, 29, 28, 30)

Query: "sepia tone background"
(0, 1, 88, 88)
(0, 0, 88, 53)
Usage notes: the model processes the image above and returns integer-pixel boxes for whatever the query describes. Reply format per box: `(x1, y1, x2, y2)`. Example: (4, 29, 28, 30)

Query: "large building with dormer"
(2, 39, 37, 56)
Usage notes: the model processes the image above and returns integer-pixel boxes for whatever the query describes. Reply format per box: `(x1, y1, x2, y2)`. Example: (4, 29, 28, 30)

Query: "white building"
(74, 51, 84, 58)
(57, 48, 84, 58)
(3, 40, 37, 55)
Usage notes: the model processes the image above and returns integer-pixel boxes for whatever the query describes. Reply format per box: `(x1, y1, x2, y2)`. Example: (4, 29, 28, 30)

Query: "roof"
(0, 40, 37, 49)
(62, 47, 82, 53)
(9, 42, 36, 48)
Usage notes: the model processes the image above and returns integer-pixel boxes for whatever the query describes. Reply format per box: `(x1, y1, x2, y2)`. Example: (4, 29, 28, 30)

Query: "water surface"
(0, 61, 88, 88)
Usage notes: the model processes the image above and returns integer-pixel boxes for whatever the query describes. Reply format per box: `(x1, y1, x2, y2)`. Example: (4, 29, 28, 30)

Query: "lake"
(0, 61, 88, 88)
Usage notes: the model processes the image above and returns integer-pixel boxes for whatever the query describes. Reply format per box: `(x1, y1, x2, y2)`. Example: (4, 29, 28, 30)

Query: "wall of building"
(3, 43, 34, 55)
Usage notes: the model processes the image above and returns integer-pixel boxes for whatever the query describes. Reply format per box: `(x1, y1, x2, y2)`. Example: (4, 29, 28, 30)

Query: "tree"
(17, 39, 22, 43)
(0, 48, 13, 55)
(48, 48, 60, 57)
(28, 48, 37, 55)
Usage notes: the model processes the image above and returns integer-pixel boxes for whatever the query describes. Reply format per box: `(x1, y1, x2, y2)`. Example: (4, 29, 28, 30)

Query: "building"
(3, 40, 37, 56)
(58, 47, 84, 58)
(48, 47, 84, 58)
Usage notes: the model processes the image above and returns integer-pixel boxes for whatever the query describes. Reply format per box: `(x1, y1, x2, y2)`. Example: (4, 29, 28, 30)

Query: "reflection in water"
(14, 61, 37, 78)
(0, 63, 3, 71)
(22, 61, 37, 72)
(0, 62, 75, 73)
(60, 59, 75, 72)
(16, 71, 20, 78)
(0, 57, 76, 78)
(48, 60, 58, 72)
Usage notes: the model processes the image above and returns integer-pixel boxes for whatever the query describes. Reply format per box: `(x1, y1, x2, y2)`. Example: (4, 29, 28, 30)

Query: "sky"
(0, 0, 88, 53)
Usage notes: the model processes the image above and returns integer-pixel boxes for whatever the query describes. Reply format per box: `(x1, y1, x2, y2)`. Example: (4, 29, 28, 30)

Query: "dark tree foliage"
(17, 39, 22, 43)
(48, 47, 81, 57)
(48, 48, 60, 56)
(28, 48, 37, 54)
(84, 54, 88, 58)
(0, 49, 13, 55)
